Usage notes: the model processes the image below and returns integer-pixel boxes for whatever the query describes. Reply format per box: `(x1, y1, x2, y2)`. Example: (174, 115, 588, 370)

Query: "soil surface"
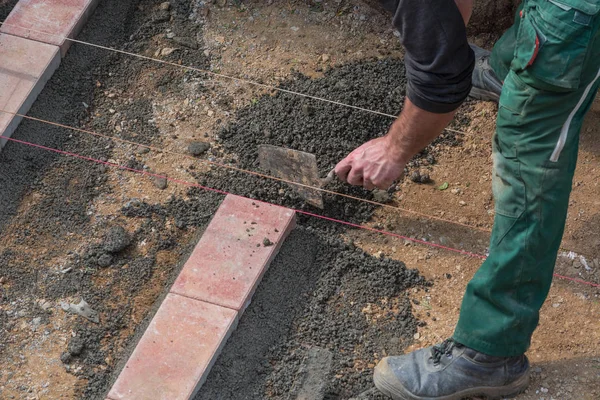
(0, 0, 599, 399)
(197, 228, 427, 400)
(0, 0, 223, 399)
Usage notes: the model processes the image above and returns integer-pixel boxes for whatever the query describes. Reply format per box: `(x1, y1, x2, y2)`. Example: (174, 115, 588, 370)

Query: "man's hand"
(334, 136, 406, 190)
(335, 98, 458, 191)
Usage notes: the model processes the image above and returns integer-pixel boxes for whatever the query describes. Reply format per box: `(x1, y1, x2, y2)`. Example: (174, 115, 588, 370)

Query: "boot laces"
(431, 339, 460, 365)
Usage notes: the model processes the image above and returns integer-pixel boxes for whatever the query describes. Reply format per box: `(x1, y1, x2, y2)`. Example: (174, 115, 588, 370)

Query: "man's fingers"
(346, 168, 364, 186)
(334, 159, 352, 182)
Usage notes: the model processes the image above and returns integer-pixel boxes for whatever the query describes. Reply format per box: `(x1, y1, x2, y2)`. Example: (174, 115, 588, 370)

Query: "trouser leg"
(454, 0, 600, 356)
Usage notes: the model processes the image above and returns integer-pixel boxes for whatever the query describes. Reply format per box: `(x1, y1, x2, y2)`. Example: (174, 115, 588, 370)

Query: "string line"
(0, 108, 492, 233)
(0, 19, 467, 136)
(3, 135, 599, 289)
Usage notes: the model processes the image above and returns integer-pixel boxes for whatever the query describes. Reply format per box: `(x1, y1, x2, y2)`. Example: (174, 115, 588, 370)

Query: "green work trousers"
(453, 0, 600, 356)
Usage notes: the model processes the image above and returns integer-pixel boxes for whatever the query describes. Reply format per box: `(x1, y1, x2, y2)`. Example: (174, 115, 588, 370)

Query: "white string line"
(0, 20, 467, 135)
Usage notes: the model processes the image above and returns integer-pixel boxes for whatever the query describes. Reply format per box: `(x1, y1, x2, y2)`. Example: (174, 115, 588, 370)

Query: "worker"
(335, 0, 600, 398)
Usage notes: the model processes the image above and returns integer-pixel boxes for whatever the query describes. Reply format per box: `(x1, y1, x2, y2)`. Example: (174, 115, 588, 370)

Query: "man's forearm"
(386, 98, 456, 164)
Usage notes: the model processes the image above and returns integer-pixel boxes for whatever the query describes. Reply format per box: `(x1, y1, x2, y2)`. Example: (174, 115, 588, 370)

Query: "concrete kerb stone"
(0, 0, 100, 151)
(0, 33, 60, 149)
(107, 195, 297, 400)
(0, 0, 101, 57)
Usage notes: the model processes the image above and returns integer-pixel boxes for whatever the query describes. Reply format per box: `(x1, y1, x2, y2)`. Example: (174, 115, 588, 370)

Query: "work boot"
(373, 339, 530, 400)
(469, 44, 503, 103)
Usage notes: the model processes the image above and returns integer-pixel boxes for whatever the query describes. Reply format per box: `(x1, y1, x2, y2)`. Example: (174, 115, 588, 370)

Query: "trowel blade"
(257, 145, 325, 209)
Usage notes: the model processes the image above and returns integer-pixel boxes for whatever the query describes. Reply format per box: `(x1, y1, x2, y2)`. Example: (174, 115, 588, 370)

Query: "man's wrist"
(384, 123, 411, 164)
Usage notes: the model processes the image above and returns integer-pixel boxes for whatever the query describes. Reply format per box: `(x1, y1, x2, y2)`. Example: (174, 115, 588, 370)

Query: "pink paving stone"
(0, 33, 60, 149)
(171, 194, 296, 311)
(0, 0, 100, 56)
(108, 293, 238, 400)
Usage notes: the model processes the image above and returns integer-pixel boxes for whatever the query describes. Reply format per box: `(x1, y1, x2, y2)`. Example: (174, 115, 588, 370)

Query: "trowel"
(258, 145, 335, 209)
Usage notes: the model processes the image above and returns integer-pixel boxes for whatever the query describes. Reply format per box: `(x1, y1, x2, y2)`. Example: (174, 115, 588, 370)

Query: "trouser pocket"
(512, 0, 600, 91)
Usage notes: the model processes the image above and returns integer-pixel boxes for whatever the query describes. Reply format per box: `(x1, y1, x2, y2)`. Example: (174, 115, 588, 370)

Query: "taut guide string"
(0, 21, 598, 288)
(0, 20, 492, 233)
(3, 135, 599, 289)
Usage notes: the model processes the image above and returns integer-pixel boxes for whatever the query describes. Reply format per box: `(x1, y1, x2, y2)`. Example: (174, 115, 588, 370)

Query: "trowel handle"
(321, 169, 336, 186)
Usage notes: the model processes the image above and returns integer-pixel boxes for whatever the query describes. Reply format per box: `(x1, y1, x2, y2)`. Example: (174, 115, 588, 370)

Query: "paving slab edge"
(0, 0, 100, 150)
(107, 195, 297, 400)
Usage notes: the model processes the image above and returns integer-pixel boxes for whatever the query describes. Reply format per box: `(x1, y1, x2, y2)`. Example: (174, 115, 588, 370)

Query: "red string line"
(3, 135, 599, 289)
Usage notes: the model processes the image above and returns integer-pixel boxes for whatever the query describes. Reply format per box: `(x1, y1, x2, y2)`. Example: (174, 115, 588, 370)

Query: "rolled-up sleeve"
(380, 0, 475, 113)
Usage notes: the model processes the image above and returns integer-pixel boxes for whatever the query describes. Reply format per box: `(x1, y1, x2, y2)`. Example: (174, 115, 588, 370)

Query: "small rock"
(60, 352, 72, 364)
(413, 332, 421, 340)
(409, 170, 431, 184)
(450, 188, 462, 195)
(31, 317, 42, 331)
(159, 2, 170, 10)
(60, 299, 99, 323)
(154, 177, 168, 190)
(188, 141, 210, 156)
(301, 104, 314, 116)
(321, 54, 330, 63)
(263, 237, 273, 247)
(374, 251, 384, 259)
(0, 276, 6, 284)
(372, 189, 390, 203)
(137, 146, 150, 154)
(68, 337, 85, 356)
(166, 32, 175, 39)
(103, 226, 131, 253)
(459, 200, 467, 206)
(97, 253, 113, 268)
(160, 47, 177, 56)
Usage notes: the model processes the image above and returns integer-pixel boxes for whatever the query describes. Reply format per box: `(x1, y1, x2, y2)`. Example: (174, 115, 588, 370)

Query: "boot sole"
(373, 367, 530, 400)
(469, 87, 500, 104)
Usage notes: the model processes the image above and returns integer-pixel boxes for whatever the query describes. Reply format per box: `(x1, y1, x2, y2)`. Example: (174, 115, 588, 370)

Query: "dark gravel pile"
(198, 59, 464, 228)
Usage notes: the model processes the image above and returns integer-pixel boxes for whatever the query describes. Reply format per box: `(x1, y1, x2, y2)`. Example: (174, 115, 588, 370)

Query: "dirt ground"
(0, 0, 599, 399)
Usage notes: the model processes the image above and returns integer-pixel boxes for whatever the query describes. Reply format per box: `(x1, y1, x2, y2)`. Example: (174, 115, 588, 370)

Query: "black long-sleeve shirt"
(380, 0, 475, 113)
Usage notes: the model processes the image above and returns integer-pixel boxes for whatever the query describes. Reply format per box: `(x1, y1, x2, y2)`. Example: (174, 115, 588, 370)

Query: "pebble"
(159, 2, 170, 11)
(409, 170, 431, 184)
(97, 253, 113, 268)
(263, 237, 273, 247)
(188, 141, 210, 156)
(372, 189, 390, 203)
(160, 47, 177, 56)
(137, 146, 150, 154)
(31, 317, 42, 331)
(103, 226, 131, 253)
(459, 200, 467, 206)
(154, 177, 168, 190)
